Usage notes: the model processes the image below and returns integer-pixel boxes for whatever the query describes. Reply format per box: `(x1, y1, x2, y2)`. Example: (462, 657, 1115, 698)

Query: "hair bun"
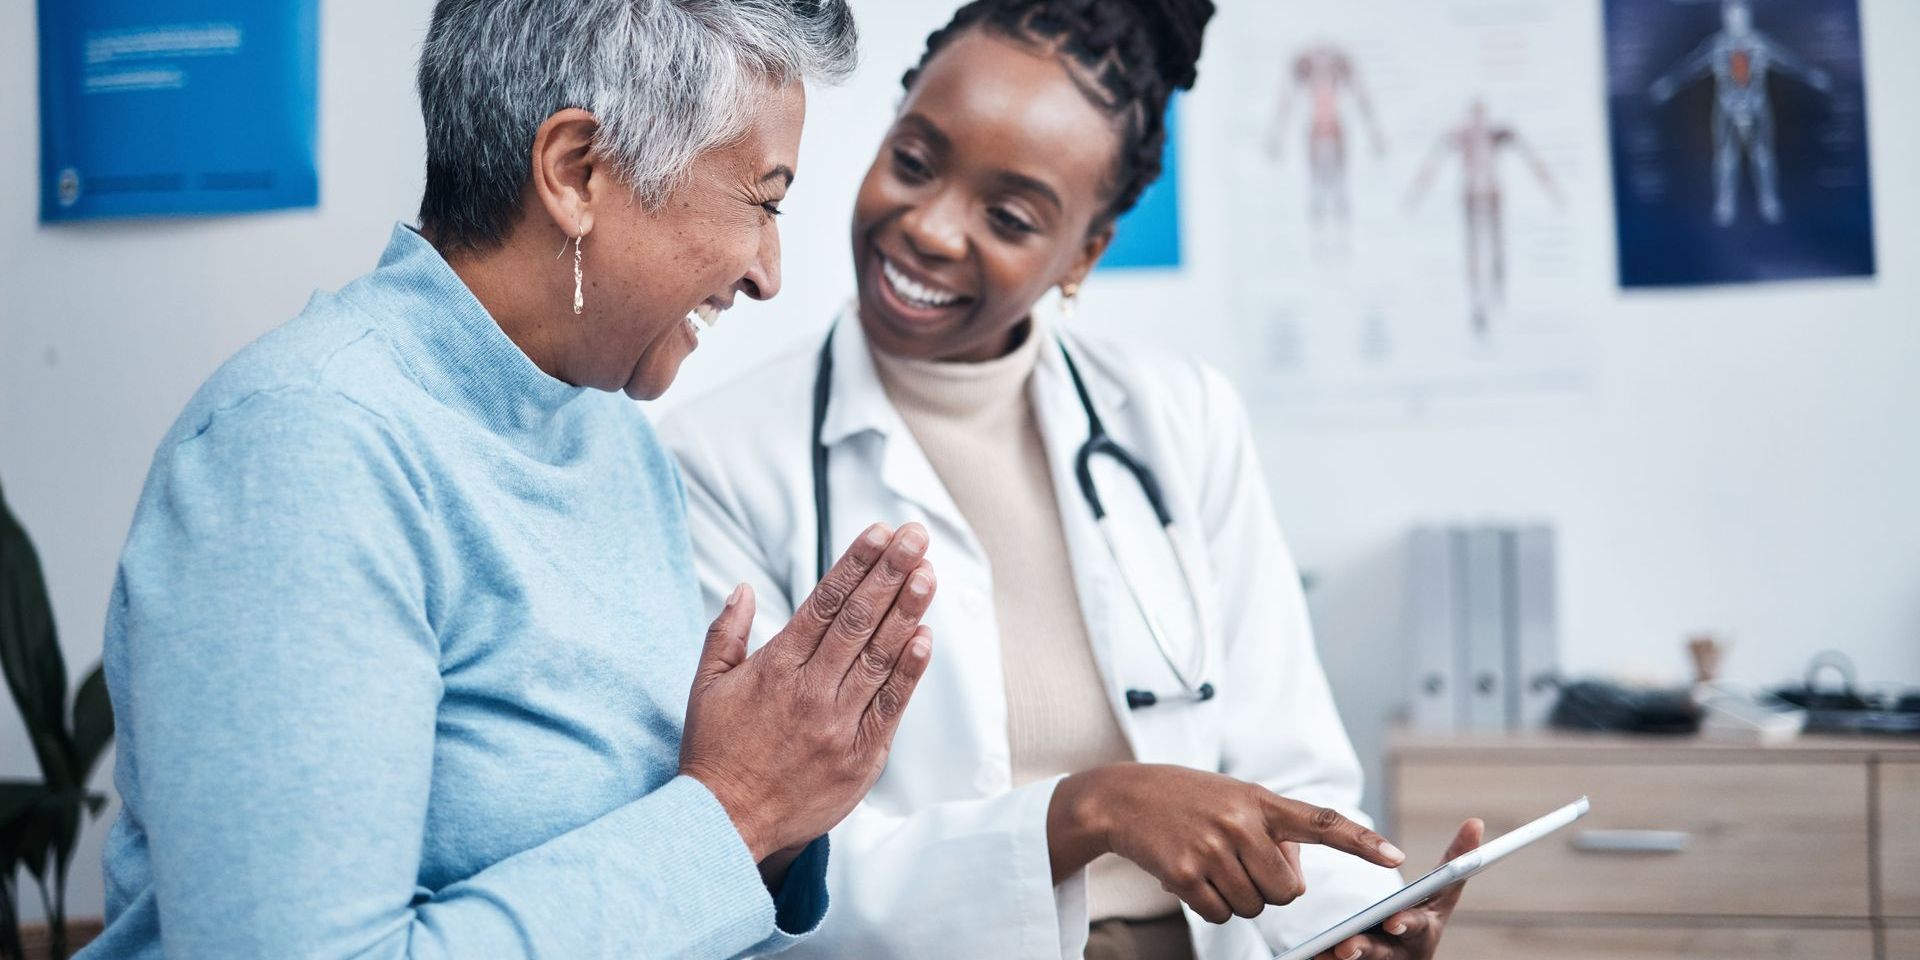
(1125, 0, 1215, 90)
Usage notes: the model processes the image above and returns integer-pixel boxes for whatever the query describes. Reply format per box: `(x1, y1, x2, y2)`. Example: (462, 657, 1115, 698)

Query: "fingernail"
(899, 525, 927, 556)
(1340, 948, 1360, 960)
(1387, 921, 1407, 936)
(909, 570, 932, 596)
(725, 583, 745, 608)
(864, 524, 889, 547)
(1379, 841, 1406, 863)
(910, 631, 932, 659)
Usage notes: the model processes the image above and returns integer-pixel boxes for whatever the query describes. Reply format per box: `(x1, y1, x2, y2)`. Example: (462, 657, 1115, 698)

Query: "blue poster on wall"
(1604, 0, 1875, 287)
(37, 1, 319, 222)
(1099, 96, 1182, 271)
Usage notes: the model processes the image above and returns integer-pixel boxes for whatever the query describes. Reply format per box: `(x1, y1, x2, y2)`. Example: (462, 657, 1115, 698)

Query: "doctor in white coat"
(661, 1, 1482, 958)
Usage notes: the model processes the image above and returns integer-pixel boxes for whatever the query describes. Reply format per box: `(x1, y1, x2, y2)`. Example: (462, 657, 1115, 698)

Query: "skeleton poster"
(1222, 0, 1606, 419)
(1605, 0, 1875, 287)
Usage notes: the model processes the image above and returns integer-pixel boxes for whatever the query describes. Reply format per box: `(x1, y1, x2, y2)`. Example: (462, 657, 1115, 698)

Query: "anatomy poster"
(1606, 0, 1875, 287)
(1221, 0, 1606, 419)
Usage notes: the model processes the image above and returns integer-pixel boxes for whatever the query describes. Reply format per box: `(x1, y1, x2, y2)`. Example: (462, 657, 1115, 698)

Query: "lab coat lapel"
(820, 308, 988, 568)
(1030, 331, 1143, 743)
(819, 309, 1007, 785)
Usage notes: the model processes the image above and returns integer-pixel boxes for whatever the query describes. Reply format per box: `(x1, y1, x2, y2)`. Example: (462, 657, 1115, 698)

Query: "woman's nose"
(899, 190, 968, 262)
(741, 229, 783, 301)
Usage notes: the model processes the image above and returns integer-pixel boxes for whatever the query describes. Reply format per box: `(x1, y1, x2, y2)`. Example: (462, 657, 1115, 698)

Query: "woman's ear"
(529, 107, 601, 239)
(1064, 220, 1117, 291)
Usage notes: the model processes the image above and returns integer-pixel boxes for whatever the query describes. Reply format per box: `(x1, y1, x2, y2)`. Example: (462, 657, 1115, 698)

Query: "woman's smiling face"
(850, 28, 1122, 363)
(587, 82, 805, 400)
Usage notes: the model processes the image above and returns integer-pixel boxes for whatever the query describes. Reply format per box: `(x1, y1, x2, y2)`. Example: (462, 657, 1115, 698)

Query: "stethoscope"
(810, 326, 1216, 709)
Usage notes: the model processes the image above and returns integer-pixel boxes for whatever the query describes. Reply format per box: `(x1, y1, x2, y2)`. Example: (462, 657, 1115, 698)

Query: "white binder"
(1507, 525, 1560, 729)
(1459, 527, 1509, 730)
(1404, 527, 1459, 731)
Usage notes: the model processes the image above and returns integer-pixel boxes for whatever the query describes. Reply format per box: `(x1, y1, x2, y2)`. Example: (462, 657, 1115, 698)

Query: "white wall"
(3, 0, 1915, 921)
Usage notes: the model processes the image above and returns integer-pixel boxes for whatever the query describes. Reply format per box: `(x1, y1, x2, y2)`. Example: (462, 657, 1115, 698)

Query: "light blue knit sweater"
(80, 224, 826, 959)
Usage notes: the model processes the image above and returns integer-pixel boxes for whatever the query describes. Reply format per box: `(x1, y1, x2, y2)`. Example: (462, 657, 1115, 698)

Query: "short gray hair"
(417, 0, 857, 251)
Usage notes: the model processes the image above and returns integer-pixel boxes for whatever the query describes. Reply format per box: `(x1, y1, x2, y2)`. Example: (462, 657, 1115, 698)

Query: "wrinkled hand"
(680, 522, 936, 862)
(1050, 764, 1408, 924)
(1314, 819, 1485, 960)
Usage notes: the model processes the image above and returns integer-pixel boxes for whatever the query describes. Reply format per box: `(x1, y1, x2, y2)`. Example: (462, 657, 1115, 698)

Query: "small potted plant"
(1, 482, 113, 960)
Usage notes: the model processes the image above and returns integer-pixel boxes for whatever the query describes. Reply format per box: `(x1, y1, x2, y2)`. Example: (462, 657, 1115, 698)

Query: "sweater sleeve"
(110, 391, 814, 959)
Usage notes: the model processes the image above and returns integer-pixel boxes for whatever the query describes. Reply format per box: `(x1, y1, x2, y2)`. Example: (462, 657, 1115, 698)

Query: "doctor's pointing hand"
(1048, 764, 1407, 924)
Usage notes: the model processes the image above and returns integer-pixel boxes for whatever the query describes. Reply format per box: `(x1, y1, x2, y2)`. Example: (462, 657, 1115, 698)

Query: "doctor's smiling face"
(851, 28, 1121, 363)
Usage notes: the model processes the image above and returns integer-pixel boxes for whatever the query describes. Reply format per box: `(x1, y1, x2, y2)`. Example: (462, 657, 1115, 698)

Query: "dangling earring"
(1058, 281, 1081, 321)
(571, 234, 584, 315)
(556, 229, 586, 315)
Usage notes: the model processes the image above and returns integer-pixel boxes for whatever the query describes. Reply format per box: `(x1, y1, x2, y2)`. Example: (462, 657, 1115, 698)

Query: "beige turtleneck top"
(869, 322, 1181, 923)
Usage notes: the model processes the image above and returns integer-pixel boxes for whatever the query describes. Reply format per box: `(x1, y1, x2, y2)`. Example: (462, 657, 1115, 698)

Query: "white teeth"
(881, 257, 960, 309)
(685, 302, 721, 334)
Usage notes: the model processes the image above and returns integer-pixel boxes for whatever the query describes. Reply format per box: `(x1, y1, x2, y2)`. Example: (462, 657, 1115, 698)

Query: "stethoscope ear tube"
(811, 332, 837, 583)
(1080, 435, 1174, 527)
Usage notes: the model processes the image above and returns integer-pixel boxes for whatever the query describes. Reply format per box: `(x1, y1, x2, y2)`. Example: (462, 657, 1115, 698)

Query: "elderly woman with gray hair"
(79, 3, 941, 958)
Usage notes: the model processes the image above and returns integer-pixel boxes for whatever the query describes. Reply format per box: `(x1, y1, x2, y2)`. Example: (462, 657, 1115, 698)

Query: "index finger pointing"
(1265, 797, 1406, 870)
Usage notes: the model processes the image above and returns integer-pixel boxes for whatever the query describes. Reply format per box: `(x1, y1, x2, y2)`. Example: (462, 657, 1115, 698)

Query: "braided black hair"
(903, 0, 1216, 223)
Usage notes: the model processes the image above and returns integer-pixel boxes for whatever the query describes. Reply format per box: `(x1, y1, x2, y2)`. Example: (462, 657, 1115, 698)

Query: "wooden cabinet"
(1883, 762, 1920, 918)
(1389, 732, 1920, 960)
(1397, 760, 1869, 917)
(1883, 927, 1920, 959)
(1443, 921, 1873, 959)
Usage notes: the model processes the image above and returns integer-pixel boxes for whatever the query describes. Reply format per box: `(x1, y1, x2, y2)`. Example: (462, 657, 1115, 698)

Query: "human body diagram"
(1407, 100, 1561, 337)
(1647, 0, 1832, 226)
(1266, 44, 1385, 258)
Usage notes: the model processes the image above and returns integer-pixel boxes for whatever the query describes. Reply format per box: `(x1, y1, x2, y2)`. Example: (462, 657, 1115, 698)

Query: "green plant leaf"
(0, 781, 43, 828)
(72, 663, 115, 785)
(12, 797, 58, 884)
(0, 483, 75, 788)
(0, 781, 50, 885)
(47, 797, 82, 886)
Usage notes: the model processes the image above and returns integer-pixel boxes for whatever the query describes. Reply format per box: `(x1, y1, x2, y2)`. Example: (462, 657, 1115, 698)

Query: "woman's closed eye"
(987, 205, 1037, 235)
(892, 146, 933, 182)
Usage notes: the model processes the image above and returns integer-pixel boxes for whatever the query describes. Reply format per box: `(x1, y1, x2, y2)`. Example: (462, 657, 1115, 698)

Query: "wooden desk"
(1388, 731, 1920, 960)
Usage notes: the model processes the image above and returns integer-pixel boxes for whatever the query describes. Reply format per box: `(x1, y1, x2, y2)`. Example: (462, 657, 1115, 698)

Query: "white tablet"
(1272, 796, 1591, 960)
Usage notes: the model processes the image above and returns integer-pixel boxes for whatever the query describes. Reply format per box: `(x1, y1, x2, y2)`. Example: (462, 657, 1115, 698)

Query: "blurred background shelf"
(1388, 731, 1920, 960)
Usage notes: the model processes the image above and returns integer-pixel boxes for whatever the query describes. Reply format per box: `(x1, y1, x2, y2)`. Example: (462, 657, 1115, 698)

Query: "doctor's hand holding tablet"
(1299, 819, 1485, 960)
(1283, 797, 1592, 960)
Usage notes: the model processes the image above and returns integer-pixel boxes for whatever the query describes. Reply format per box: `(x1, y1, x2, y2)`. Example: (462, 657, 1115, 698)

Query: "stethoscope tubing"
(810, 325, 1214, 708)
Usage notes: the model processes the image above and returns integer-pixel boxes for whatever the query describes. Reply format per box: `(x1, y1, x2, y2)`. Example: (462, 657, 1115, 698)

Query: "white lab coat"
(658, 307, 1400, 959)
